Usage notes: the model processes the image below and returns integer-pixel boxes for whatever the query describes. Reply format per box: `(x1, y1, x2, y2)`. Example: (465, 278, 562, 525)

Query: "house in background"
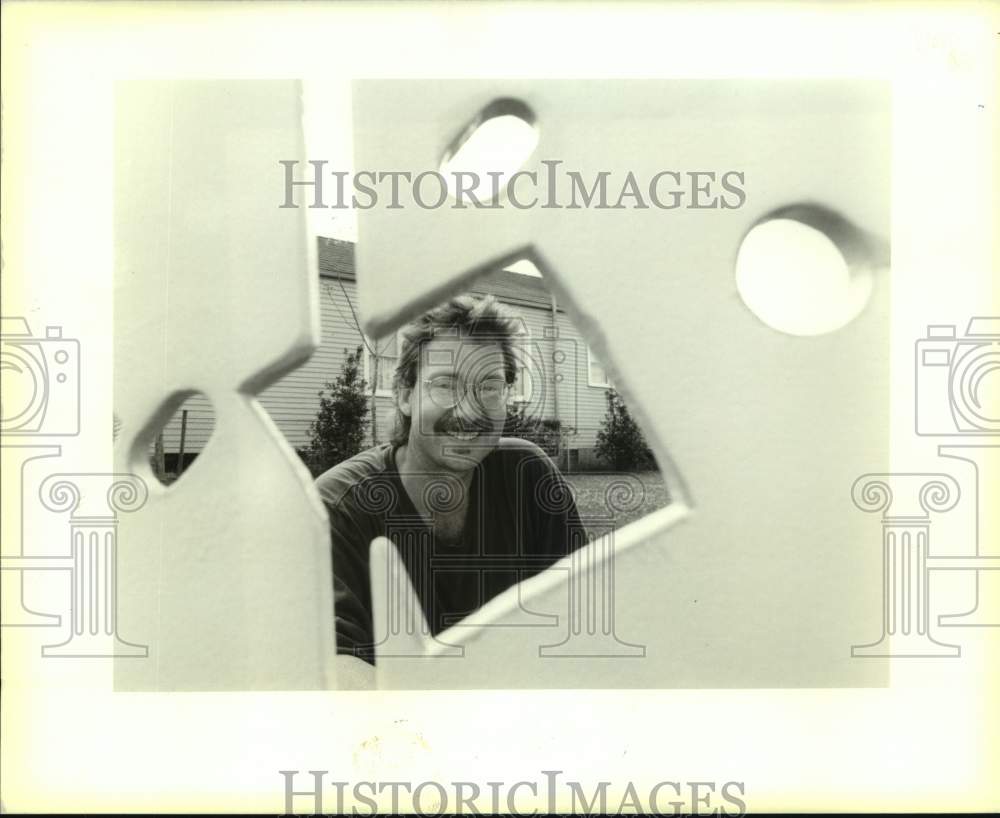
(153, 237, 619, 472)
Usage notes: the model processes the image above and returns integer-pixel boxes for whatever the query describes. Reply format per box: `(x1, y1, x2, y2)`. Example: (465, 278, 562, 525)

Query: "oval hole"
(440, 99, 538, 206)
(144, 391, 216, 486)
(735, 205, 875, 336)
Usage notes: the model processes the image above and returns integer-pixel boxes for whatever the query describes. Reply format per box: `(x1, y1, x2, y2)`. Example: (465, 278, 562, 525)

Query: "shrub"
(594, 388, 655, 471)
(504, 403, 575, 460)
(298, 346, 370, 477)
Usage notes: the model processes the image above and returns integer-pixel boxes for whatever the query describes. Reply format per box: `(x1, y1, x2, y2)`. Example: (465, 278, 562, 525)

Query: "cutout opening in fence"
(145, 391, 216, 486)
(439, 98, 538, 207)
(735, 204, 876, 337)
(301, 242, 674, 673)
(300, 243, 672, 532)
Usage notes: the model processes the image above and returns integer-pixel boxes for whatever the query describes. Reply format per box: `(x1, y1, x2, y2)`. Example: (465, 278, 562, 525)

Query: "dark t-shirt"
(315, 437, 585, 664)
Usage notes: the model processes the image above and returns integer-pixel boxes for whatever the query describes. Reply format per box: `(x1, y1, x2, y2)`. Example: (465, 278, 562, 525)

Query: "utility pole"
(549, 291, 562, 467)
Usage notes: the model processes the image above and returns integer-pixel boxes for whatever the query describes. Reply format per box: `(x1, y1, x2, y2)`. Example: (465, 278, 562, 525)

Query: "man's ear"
(397, 386, 412, 417)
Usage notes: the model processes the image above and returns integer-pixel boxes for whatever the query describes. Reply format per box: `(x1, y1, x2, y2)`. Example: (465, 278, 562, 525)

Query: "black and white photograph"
(2, 1, 997, 814)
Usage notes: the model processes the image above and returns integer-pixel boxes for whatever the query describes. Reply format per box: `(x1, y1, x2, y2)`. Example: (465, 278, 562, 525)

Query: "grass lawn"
(563, 470, 671, 539)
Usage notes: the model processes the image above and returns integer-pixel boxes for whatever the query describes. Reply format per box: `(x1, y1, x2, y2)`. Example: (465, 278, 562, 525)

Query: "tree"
(594, 388, 655, 471)
(298, 346, 370, 476)
(321, 278, 391, 444)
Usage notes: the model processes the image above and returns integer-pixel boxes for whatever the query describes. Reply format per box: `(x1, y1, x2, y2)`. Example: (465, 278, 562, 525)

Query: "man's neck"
(394, 442, 475, 516)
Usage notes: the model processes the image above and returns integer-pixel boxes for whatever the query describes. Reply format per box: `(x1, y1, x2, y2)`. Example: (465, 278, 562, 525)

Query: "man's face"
(399, 335, 509, 473)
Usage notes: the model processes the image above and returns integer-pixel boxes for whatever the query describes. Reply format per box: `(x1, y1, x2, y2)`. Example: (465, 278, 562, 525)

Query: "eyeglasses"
(422, 375, 511, 409)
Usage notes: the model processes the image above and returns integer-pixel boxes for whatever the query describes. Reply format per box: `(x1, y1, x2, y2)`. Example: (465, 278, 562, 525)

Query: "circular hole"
(735, 211, 874, 336)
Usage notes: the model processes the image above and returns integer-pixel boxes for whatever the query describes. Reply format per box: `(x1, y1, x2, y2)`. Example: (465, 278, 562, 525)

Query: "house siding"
(153, 237, 615, 466)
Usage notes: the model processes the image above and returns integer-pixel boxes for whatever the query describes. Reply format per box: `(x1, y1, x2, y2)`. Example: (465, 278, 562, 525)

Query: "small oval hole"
(440, 99, 538, 207)
(143, 391, 216, 486)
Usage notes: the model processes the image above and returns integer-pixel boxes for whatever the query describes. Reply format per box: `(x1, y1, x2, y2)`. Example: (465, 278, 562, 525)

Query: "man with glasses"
(316, 294, 584, 686)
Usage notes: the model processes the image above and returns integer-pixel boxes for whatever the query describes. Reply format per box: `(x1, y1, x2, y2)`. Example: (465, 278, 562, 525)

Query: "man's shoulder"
(314, 444, 394, 510)
(492, 437, 579, 524)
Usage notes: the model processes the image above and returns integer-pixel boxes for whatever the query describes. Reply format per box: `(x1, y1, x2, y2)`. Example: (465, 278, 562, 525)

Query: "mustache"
(434, 412, 496, 435)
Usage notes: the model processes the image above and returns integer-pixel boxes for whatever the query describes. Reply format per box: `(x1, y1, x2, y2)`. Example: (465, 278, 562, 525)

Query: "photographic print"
(2, 1, 997, 814)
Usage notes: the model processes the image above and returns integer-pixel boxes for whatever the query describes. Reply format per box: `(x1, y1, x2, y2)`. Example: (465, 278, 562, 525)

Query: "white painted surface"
(113, 82, 335, 690)
(355, 80, 892, 688)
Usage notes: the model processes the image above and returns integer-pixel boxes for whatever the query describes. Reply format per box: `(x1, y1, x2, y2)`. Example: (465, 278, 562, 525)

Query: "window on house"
(510, 328, 534, 403)
(367, 332, 399, 396)
(587, 347, 612, 388)
(510, 363, 533, 403)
